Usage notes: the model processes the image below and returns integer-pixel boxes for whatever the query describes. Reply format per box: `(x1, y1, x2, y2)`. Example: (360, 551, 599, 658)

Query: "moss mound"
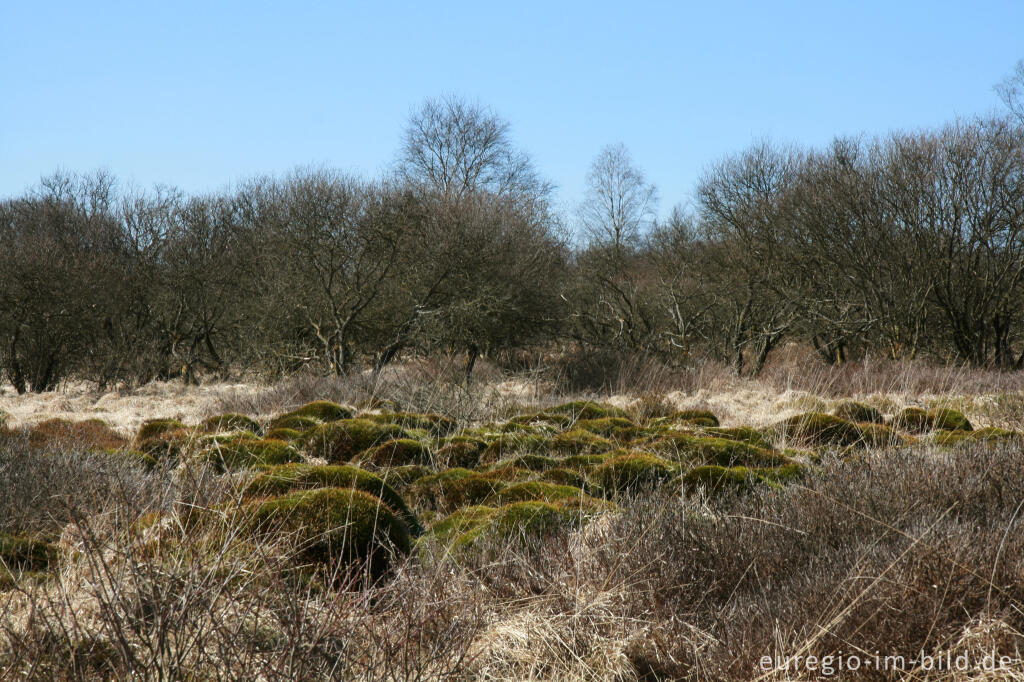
(363, 412, 457, 436)
(537, 467, 590, 489)
(704, 426, 773, 449)
(488, 453, 559, 472)
(266, 414, 320, 433)
(423, 505, 497, 547)
(103, 448, 158, 469)
(203, 436, 302, 472)
(529, 401, 630, 426)
(933, 427, 1020, 447)
(484, 481, 588, 506)
(573, 417, 641, 440)
(26, 418, 128, 451)
(136, 428, 196, 461)
(550, 429, 614, 455)
(436, 476, 507, 513)
(891, 407, 932, 433)
(300, 419, 407, 463)
(137, 418, 188, 441)
(381, 464, 433, 489)
(773, 413, 865, 447)
(245, 463, 418, 533)
(474, 501, 576, 543)
(200, 413, 263, 435)
(246, 488, 410, 578)
(289, 401, 355, 422)
(265, 427, 302, 442)
(435, 436, 488, 468)
(682, 465, 760, 494)
(647, 434, 786, 467)
(356, 438, 432, 468)
(479, 434, 549, 464)
(832, 401, 884, 424)
(591, 453, 675, 494)
(560, 453, 612, 472)
(930, 408, 972, 432)
(856, 423, 908, 448)
(0, 532, 57, 572)
(665, 409, 720, 427)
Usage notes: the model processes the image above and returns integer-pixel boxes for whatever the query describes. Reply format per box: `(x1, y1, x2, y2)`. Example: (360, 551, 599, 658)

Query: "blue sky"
(2, 1, 1022, 215)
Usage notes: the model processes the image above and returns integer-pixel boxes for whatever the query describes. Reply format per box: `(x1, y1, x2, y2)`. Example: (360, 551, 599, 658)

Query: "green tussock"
(483, 481, 589, 506)
(137, 418, 187, 441)
(591, 452, 675, 494)
(549, 429, 614, 455)
(203, 436, 302, 472)
(832, 401, 884, 424)
(289, 401, 355, 423)
(300, 419, 408, 464)
(200, 413, 263, 436)
(356, 438, 432, 468)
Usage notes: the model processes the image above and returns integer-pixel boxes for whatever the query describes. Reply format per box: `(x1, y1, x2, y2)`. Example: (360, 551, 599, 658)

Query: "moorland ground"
(2, 353, 1024, 680)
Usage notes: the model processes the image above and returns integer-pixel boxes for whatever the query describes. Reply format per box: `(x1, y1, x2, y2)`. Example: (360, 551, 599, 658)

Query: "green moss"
(647, 434, 786, 467)
(300, 419, 407, 464)
(356, 438, 432, 468)
(440, 477, 508, 511)
(406, 468, 475, 510)
(560, 453, 612, 472)
(290, 401, 355, 422)
(773, 413, 865, 447)
(362, 412, 457, 436)
(681, 465, 759, 493)
(200, 413, 263, 435)
(891, 407, 932, 433)
(537, 467, 590, 489)
(591, 453, 675, 494)
(137, 419, 187, 441)
(435, 436, 488, 469)
(550, 429, 614, 455)
(856, 423, 908, 448)
(933, 427, 1020, 447)
(488, 453, 559, 472)
(573, 417, 641, 440)
(544, 400, 630, 421)
(423, 505, 497, 546)
(483, 481, 588, 506)
(244, 463, 419, 534)
(929, 408, 972, 432)
(832, 401, 884, 424)
(381, 464, 433, 489)
(203, 436, 302, 472)
(704, 426, 773, 449)
(665, 409, 720, 427)
(475, 466, 533, 482)
(0, 532, 57, 572)
(479, 434, 550, 464)
(136, 428, 195, 461)
(266, 414, 320, 433)
(756, 463, 807, 485)
(246, 488, 410, 578)
(265, 427, 302, 442)
(448, 501, 577, 549)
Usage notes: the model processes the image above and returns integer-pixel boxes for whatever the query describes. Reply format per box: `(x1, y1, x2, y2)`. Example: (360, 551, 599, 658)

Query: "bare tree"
(399, 95, 551, 203)
(577, 143, 658, 251)
(996, 59, 1024, 124)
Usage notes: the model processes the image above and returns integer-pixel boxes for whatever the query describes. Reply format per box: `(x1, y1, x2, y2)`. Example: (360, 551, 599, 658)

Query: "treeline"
(2, 97, 1024, 393)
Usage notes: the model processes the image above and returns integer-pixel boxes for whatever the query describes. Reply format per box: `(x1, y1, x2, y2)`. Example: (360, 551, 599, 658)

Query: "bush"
(832, 400, 884, 424)
(289, 400, 355, 422)
(202, 436, 302, 472)
(244, 463, 419, 533)
(591, 453, 675, 494)
(356, 438, 432, 468)
(300, 419, 407, 463)
(200, 413, 263, 435)
(246, 488, 410, 579)
(137, 418, 187, 441)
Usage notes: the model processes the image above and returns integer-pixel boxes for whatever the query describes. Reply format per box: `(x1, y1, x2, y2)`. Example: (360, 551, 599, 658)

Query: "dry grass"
(3, 356, 1024, 679)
